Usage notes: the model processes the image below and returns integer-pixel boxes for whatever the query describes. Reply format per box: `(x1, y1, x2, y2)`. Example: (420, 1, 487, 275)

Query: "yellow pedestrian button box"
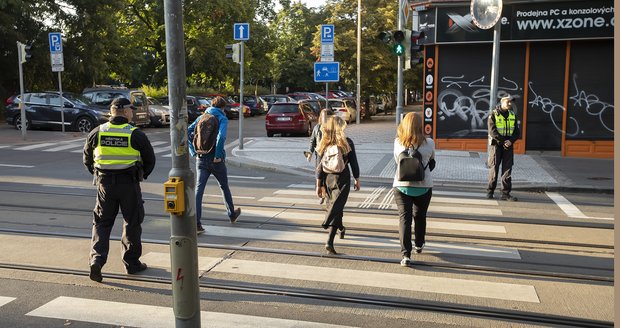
(164, 177, 185, 215)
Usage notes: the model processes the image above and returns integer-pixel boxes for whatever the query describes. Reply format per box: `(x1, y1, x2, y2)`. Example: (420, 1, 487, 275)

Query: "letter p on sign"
(321, 25, 334, 44)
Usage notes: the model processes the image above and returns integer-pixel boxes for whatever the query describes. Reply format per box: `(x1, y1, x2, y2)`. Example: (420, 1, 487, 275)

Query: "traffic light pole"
(163, 0, 201, 326)
(17, 42, 26, 140)
(239, 41, 245, 150)
(396, 1, 404, 124)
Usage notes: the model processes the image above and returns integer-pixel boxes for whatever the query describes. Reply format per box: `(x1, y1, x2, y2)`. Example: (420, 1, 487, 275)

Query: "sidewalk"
(228, 115, 614, 193)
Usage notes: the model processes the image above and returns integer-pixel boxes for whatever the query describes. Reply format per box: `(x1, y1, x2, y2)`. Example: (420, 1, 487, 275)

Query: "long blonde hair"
(397, 112, 426, 148)
(317, 116, 351, 155)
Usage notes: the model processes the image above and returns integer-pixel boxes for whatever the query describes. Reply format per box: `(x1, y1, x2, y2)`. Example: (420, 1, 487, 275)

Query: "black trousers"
(393, 188, 432, 258)
(487, 144, 514, 194)
(90, 177, 145, 269)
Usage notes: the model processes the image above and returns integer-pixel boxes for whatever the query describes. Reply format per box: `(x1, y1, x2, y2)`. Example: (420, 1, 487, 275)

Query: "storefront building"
(414, 0, 614, 158)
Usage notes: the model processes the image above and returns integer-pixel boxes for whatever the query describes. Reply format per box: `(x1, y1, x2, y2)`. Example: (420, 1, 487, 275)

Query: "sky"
(300, 0, 327, 8)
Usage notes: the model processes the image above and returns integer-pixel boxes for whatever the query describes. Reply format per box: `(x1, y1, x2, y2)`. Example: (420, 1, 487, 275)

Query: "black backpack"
(193, 113, 219, 155)
(397, 147, 429, 182)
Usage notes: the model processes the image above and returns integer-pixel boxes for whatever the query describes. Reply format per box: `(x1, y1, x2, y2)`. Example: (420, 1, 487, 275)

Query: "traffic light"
(17, 42, 32, 64)
(225, 43, 240, 64)
(377, 30, 405, 56)
(410, 30, 426, 68)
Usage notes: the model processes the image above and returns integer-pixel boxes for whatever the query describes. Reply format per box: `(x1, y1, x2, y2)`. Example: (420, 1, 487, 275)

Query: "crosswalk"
(8, 139, 179, 157)
(23, 296, 355, 328)
(257, 184, 503, 215)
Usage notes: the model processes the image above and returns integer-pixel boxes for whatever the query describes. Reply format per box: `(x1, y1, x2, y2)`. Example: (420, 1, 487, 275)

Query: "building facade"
(414, 0, 614, 158)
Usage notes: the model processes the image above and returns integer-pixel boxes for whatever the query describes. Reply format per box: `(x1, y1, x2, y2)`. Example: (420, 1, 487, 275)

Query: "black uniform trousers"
(487, 144, 514, 194)
(90, 174, 145, 269)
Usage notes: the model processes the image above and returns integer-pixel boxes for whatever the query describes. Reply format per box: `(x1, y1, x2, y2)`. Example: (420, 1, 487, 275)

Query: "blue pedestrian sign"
(314, 62, 340, 82)
(321, 25, 334, 43)
(234, 23, 250, 41)
(48, 32, 63, 53)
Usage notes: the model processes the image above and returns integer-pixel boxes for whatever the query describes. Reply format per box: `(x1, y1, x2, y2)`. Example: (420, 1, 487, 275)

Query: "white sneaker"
(400, 257, 412, 267)
(414, 243, 425, 254)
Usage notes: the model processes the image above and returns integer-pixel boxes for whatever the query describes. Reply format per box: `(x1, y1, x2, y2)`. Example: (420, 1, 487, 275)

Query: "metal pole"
(489, 22, 501, 111)
(487, 21, 501, 163)
(17, 42, 26, 140)
(356, 0, 361, 124)
(396, 1, 404, 124)
(325, 83, 328, 102)
(59, 72, 65, 133)
(239, 42, 244, 150)
(163, 0, 200, 326)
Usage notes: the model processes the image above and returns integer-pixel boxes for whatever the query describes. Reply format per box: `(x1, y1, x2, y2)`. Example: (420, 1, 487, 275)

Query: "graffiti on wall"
(529, 74, 614, 137)
(437, 75, 519, 136)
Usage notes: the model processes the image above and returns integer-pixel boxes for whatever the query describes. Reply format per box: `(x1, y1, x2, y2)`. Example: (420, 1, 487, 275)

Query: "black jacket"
(307, 123, 322, 154)
(83, 116, 156, 179)
(488, 107, 520, 146)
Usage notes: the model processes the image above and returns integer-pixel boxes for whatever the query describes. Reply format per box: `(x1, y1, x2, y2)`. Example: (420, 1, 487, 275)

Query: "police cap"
(111, 97, 136, 110)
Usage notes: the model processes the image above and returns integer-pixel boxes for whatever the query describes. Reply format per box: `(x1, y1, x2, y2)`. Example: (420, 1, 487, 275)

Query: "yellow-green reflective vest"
(494, 110, 516, 137)
(94, 122, 141, 170)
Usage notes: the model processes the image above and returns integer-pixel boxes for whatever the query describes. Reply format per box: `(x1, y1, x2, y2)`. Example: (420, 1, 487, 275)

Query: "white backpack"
(321, 145, 346, 173)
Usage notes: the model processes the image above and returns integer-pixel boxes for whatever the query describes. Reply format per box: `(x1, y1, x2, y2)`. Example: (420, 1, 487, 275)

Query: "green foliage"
(0, 0, 419, 104)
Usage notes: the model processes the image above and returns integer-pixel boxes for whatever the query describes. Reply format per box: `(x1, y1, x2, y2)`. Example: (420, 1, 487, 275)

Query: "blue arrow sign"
(314, 62, 340, 83)
(48, 32, 63, 53)
(321, 25, 334, 43)
(234, 23, 250, 41)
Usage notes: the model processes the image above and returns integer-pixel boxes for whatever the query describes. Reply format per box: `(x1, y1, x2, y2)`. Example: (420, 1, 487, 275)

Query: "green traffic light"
(393, 43, 404, 56)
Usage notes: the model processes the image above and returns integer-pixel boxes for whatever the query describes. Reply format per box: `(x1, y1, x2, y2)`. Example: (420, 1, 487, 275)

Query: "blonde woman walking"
(393, 112, 435, 267)
(315, 116, 360, 255)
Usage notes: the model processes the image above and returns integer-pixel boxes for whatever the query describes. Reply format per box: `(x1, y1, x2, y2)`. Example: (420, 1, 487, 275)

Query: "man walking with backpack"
(188, 96, 241, 234)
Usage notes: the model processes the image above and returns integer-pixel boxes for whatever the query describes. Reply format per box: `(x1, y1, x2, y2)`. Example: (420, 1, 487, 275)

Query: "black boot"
(325, 226, 338, 255)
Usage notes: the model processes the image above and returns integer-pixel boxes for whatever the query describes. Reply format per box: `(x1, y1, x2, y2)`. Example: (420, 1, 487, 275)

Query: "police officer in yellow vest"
(83, 97, 156, 282)
(487, 95, 519, 201)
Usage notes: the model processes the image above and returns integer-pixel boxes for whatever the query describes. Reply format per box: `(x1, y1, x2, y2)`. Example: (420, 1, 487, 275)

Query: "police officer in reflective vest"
(487, 95, 519, 201)
(83, 97, 156, 282)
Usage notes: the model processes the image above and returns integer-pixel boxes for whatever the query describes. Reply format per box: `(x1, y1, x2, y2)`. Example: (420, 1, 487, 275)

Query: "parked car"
(4, 92, 109, 132)
(328, 98, 357, 123)
(82, 87, 150, 127)
(156, 96, 202, 123)
(260, 94, 295, 110)
(288, 93, 329, 111)
(265, 102, 317, 137)
(147, 97, 170, 127)
(239, 95, 268, 116)
(298, 98, 331, 116)
(204, 94, 239, 119)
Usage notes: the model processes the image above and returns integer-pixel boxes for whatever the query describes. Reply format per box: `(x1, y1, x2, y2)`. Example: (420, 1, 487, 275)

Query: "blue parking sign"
(321, 25, 334, 43)
(234, 23, 250, 41)
(49, 32, 63, 53)
(314, 62, 340, 82)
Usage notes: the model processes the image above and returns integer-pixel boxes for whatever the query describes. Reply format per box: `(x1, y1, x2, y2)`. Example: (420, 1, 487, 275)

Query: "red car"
(265, 102, 318, 137)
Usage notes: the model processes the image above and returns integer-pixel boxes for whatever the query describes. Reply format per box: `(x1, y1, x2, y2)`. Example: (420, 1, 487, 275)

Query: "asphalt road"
(0, 116, 614, 328)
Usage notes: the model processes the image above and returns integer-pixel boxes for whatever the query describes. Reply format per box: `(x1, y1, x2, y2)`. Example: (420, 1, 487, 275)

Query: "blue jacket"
(188, 107, 228, 159)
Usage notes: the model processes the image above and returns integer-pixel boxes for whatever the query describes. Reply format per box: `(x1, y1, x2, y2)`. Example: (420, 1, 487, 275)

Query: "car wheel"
(267, 131, 274, 137)
(13, 116, 30, 130)
(75, 116, 95, 133)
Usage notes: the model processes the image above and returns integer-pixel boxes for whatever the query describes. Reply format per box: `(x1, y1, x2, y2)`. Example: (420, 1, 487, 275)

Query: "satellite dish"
(470, 0, 503, 30)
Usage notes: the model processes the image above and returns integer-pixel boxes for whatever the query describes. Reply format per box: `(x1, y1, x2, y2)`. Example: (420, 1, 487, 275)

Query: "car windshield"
(197, 98, 210, 106)
(64, 93, 92, 106)
(148, 98, 162, 105)
(242, 97, 256, 105)
(269, 105, 298, 114)
(330, 100, 345, 107)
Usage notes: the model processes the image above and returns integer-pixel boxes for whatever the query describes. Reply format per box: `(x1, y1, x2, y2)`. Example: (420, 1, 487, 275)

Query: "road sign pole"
(58, 72, 65, 133)
(489, 22, 501, 111)
(325, 83, 328, 103)
(17, 42, 26, 140)
(356, 0, 361, 125)
(396, 0, 404, 125)
(163, 0, 201, 326)
(239, 41, 245, 150)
